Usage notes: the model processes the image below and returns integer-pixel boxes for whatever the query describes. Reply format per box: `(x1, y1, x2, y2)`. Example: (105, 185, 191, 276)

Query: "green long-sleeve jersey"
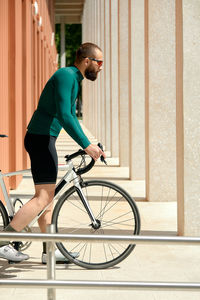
(27, 66, 90, 149)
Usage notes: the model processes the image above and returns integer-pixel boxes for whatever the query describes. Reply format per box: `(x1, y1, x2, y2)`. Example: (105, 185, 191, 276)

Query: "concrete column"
(22, 0, 32, 169)
(130, 0, 145, 180)
(96, 0, 102, 142)
(145, 0, 176, 201)
(9, 0, 23, 188)
(82, 0, 90, 131)
(177, 0, 200, 236)
(104, 0, 111, 152)
(87, 1, 92, 132)
(110, 0, 119, 158)
(0, 0, 9, 185)
(100, 0, 105, 145)
(89, 0, 94, 133)
(118, 0, 131, 167)
(60, 20, 65, 68)
(33, 19, 38, 108)
(93, 0, 98, 138)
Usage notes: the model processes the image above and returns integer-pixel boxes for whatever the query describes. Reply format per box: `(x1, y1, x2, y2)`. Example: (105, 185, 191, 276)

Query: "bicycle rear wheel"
(0, 200, 9, 231)
(52, 180, 140, 269)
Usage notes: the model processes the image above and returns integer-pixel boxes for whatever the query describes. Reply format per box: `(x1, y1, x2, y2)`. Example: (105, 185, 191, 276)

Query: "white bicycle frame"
(0, 168, 31, 218)
(0, 159, 98, 228)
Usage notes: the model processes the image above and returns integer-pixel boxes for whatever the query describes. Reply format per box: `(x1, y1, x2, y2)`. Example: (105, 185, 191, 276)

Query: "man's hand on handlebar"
(84, 144, 106, 161)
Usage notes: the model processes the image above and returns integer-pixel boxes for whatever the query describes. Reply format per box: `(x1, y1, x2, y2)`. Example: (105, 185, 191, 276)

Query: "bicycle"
(0, 135, 141, 269)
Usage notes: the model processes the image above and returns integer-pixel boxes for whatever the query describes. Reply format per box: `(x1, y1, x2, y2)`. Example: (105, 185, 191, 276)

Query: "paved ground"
(1, 126, 200, 300)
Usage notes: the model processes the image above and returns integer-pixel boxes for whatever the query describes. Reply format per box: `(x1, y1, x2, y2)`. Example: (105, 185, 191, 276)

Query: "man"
(0, 42, 105, 263)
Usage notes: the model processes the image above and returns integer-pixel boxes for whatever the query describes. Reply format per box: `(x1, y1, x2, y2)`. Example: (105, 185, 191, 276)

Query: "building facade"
(0, 0, 57, 196)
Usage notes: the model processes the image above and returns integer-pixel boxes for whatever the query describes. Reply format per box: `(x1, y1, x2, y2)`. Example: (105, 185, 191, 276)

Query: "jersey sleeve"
(54, 69, 91, 149)
(71, 101, 90, 141)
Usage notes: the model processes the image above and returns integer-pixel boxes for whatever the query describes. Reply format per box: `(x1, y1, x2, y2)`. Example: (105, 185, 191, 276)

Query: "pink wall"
(0, 0, 57, 200)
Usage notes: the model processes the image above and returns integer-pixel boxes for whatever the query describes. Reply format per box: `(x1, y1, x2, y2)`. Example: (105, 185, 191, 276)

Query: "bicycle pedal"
(13, 241, 23, 251)
(8, 260, 21, 265)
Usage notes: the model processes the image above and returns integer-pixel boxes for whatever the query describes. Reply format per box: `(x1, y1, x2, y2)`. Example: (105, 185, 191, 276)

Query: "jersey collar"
(71, 65, 84, 82)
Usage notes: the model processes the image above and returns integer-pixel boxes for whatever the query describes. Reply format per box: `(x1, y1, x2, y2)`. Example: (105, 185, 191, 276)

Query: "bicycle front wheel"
(52, 180, 140, 269)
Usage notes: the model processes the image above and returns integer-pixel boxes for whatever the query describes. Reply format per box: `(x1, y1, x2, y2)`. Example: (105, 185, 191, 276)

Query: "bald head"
(75, 42, 102, 64)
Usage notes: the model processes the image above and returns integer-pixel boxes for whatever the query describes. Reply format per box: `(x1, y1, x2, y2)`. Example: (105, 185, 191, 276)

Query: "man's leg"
(37, 198, 54, 256)
(10, 184, 55, 231)
(35, 186, 79, 264)
(0, 184, 55, 262)
(37, 201, 54, 233)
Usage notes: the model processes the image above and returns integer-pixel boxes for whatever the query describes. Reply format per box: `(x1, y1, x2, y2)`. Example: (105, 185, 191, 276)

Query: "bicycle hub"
(91, 219, 101, 230)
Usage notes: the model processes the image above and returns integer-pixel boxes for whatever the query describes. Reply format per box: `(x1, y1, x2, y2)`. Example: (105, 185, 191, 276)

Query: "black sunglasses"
(82, 56, 103, 67)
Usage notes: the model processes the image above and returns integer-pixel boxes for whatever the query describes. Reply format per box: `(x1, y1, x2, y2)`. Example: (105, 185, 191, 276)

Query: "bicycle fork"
(73, 178, 101, 230)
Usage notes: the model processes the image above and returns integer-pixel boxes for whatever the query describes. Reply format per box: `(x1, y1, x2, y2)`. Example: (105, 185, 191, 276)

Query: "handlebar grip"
(97, 142, 103, 151)
(98, 142, 107, 165)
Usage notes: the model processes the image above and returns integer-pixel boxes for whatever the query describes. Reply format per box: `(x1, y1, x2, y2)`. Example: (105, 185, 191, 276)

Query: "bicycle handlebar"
(65, 143, 106, 176)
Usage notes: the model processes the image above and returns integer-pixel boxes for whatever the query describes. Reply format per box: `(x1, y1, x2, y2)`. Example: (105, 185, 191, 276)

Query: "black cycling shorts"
(24, 132, 58, 185)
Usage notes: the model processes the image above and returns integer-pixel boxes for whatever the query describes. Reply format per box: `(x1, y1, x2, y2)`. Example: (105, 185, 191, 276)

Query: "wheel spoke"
(103, 243, 108, 261)
(102, 210, 135, 226)
(99, 197, 124, 219)
(108, 243, 121, 255)
(101, 218, 135, 230)
(99, 185, 103, 219)
(81, 243, 88, 261)
(58, 223, 90, 234)
(89, 243, 92, 263)
(67, 195, 88, 215)
(107, 243, 115, 259)
(98, 191, 118, 215)
(99, 187, 111, 219)
(54, 181, 140, 269)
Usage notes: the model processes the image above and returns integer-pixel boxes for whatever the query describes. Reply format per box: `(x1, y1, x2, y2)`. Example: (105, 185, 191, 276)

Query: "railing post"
(47, 224, 56, 300)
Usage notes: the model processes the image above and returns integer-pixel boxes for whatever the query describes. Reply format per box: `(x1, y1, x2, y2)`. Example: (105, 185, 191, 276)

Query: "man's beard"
(84, 66, 98, 81)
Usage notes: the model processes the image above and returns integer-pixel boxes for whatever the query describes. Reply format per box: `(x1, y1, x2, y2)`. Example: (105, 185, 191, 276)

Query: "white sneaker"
(0, 245, 29, 262)
(41, 249, 79, 264)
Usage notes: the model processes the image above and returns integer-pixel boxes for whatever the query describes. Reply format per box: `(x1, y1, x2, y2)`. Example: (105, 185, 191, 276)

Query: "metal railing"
(0, 225, 200, 300)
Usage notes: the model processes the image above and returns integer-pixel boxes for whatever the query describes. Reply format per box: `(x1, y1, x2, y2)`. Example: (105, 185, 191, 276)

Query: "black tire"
(0, 200, 9, 231)
(52, 180, 140, 269)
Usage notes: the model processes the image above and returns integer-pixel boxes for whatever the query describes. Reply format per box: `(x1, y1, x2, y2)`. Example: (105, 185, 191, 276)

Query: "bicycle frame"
(0, 168, 31, 218)
(0, 160, 98, 228)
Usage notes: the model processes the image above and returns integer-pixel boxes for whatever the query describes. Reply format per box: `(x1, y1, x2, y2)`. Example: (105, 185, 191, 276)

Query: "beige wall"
(82, 0, 200, 235)
(176, 0, 200, 236)
(146, 0, 177, 201)
(110, 0, 119, 158)
(130, 0, 145, 180)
